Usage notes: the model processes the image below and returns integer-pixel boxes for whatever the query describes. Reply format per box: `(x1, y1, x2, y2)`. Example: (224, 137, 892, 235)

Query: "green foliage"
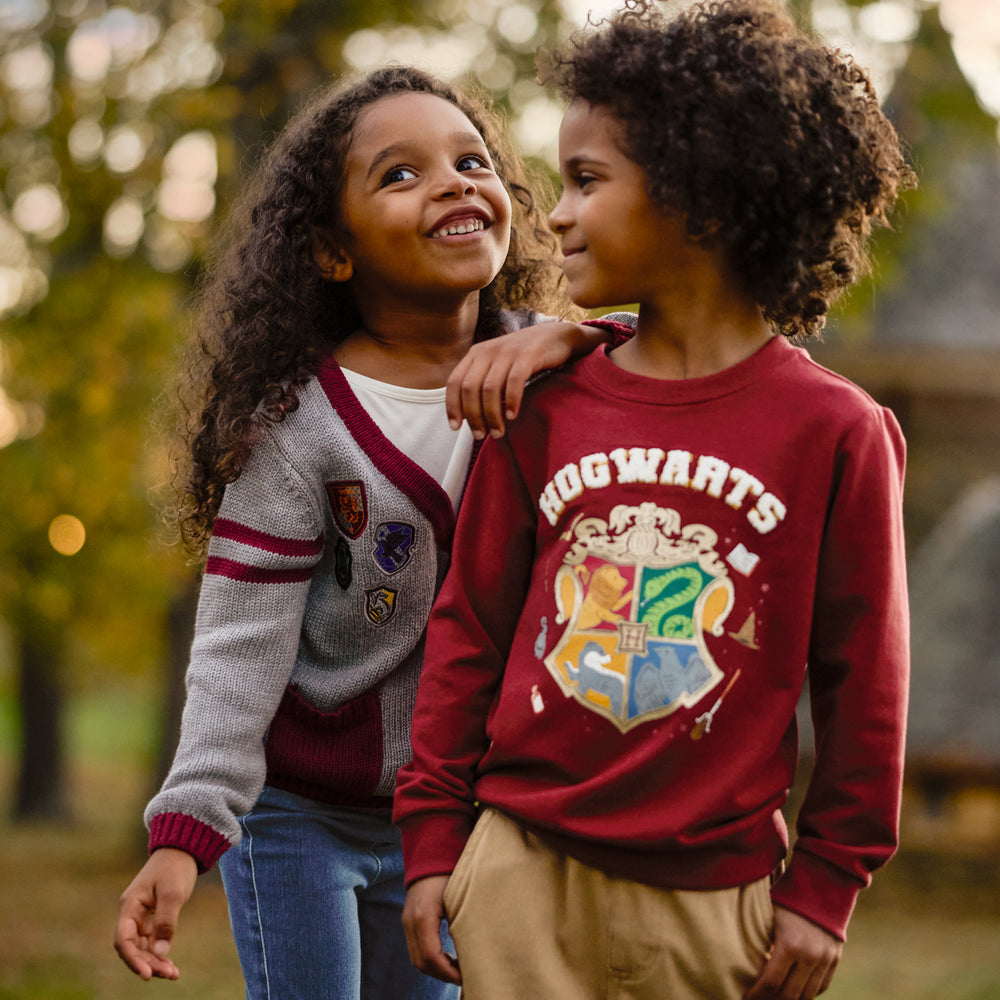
(0, 257, 189, 680)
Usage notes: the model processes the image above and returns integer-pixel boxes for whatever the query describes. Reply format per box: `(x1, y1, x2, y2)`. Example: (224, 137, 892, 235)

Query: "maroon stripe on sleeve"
(213, 518, 324, 556)
(205, 556, 314, 584)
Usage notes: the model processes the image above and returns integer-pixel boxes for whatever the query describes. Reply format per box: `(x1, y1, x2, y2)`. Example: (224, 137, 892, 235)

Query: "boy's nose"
(548, 197, 570, 233)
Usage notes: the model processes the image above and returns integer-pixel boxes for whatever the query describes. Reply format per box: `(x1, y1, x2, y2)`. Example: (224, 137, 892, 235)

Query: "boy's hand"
(114, 848, 198, 981)
(745, 906, 842, 1000)
(402, 875, 461, 985)
(447, 320, 604, 440)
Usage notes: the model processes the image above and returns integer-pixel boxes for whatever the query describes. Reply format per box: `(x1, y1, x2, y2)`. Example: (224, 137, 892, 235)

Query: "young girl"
(113, 65, 616, 999)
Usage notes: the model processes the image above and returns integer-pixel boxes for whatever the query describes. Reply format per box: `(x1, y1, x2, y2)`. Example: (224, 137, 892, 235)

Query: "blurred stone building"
(804, 5, 1000, 852)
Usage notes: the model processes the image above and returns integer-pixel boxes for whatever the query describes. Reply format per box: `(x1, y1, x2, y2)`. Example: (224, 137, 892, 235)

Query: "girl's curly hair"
(172, 66, 565, 556)
(541, 0, 917, 338)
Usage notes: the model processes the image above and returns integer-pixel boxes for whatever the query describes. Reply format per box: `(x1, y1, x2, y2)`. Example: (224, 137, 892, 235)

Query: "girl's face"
(325, 92, 512, 311)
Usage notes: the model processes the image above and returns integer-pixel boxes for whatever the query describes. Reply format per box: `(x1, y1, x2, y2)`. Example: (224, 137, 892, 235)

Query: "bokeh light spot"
(48, 514, 86, 556)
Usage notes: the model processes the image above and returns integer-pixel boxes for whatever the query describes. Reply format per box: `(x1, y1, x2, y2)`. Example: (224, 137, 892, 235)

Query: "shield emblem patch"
(365, 586, 398, 625)
(373, 522, 416, 574)
(326, 480, 368, 539)
(544, 502, 736, 732)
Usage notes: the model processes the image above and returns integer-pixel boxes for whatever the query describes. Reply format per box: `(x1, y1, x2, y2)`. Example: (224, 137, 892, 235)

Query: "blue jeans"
(218, 785, 457, 1000)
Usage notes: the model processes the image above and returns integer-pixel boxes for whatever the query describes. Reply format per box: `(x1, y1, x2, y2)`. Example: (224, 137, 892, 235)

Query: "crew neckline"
(580, 335, 797, 405)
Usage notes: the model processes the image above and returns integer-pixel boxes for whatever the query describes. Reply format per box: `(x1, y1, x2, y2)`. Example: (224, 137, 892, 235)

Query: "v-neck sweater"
(144, 306, 563, 870)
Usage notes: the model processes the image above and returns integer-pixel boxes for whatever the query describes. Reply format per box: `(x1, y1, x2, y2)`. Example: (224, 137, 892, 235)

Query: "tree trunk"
(151, 575, 200, 795)
(14, 617, 70, 821)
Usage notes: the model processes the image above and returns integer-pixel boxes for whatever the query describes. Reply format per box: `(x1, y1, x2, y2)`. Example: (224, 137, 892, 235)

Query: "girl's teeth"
(434, 219, 484, 237)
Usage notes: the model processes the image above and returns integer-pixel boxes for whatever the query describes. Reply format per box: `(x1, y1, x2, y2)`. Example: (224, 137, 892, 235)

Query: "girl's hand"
(447, 321, 613, 439)
(402, 875, 461, 985)
(114, 848, 198, 981)
(744, 906, 842, 1000)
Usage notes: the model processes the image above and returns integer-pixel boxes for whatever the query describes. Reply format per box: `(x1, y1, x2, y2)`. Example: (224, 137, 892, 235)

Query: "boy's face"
(549, 100, 689, 310)
(320, 92, 512, 308)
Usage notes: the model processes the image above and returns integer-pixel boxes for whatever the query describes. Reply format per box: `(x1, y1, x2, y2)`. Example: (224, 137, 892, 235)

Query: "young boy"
(394, 3, 914, 999)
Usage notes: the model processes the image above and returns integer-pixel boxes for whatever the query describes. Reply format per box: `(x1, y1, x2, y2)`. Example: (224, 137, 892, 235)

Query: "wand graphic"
(691, 668, 742, 740)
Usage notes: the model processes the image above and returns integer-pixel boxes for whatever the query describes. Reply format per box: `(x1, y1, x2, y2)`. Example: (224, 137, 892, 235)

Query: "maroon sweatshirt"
(395, 335, 909, 940)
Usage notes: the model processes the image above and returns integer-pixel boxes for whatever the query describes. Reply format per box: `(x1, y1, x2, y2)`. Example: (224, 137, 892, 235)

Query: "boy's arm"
(446, 315, 634, 439)
(394, 431, 538, 880)
(771, 406, 910, 942)
(402, 876, 462, 984)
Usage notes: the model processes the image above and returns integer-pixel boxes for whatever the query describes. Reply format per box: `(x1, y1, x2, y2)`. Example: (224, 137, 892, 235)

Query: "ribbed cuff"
(148, 812, 230, 874)
(398, 812, 475, 888)
(583, 318, 635, 349)
(770, 849, 863, 941)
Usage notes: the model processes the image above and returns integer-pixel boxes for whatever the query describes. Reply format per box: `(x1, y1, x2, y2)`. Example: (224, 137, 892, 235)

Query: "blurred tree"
(0, 0, 227, 821)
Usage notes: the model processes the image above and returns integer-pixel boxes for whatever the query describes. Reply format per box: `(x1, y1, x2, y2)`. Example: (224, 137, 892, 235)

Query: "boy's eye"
(381, 165, 417, 187)
(457, 154, 489, 171)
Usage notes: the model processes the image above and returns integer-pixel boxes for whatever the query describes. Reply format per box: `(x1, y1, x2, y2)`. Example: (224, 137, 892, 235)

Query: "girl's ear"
(314, 231, 354, 283)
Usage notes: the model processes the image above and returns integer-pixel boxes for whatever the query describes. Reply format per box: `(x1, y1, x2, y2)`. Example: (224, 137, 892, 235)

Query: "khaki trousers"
(443, 808, 773, 1000)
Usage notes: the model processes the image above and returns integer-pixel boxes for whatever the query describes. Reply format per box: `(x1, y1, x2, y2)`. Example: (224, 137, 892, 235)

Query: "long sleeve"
(145, 426, 324, 870)
(394, 434, 537, 884)
(771, 406, 910, 939)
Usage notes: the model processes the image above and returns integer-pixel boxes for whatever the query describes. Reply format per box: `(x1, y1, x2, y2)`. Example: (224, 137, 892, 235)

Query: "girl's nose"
(437, 170, 477, 198)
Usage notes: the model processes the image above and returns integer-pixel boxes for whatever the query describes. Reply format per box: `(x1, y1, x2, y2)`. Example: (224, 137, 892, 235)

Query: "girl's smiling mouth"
(430, 210, 490, 239)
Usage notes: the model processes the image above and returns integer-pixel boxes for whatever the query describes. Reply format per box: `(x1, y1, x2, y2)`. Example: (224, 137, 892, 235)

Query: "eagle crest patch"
(373, 522, 416, 574)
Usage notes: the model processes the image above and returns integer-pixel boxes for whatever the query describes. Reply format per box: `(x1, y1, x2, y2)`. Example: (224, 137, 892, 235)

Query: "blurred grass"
(0, 687, 242, 1000)
(1, 689, 999, 999)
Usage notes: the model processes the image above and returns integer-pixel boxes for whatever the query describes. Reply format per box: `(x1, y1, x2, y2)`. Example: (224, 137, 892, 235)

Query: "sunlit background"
(1, 1, 998, 325)
(1, 2, 999, 998)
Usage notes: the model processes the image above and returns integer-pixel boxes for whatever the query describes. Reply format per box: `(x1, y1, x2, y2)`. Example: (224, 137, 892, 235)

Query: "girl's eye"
(457, 154, 489, 171)
(574, 173, 597, 190)
(381, 165, 417, 187)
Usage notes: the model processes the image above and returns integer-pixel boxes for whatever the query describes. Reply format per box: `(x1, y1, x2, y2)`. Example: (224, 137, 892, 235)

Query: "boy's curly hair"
(172, 66, 565, 556)
(541, 0, 916, 338)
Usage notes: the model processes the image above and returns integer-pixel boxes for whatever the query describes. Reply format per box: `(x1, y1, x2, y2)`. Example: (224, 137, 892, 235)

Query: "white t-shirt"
(341, 367, 474, 511)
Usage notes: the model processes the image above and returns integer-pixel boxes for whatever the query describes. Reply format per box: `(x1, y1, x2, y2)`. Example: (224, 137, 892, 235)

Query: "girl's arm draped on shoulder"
(446, 313, 636, 439)
(446, 319, 588, 440)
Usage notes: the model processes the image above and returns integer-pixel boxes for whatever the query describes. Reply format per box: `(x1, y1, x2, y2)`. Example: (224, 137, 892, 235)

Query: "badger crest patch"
(545, 502, 736, 733)
(373, 522, 416, 574)
(365, 586, 397, 625)
(326, 480, 368, 539)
